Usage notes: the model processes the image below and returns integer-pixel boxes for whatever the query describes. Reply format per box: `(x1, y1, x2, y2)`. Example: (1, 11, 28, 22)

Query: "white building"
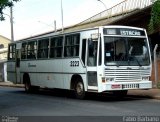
(0, 35, 11, 82)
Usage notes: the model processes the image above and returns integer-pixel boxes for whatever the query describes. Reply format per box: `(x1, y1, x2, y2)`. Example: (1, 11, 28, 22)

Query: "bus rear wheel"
(74, 80, 85, 99)
(24, 76, 32, 93)
(25, 79, 40, 93)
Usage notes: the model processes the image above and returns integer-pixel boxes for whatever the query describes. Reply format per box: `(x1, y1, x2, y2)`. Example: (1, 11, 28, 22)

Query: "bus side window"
(87, 39, 97, 66)
(21, 43, 27, 59)
(50, 37, 63, 58)
(81, 39, 86, 66)
(27, 41, 37, 59)
(64, 34, 80, 57)
(8, 44, 16, 60)
(38, 38, 49, 59)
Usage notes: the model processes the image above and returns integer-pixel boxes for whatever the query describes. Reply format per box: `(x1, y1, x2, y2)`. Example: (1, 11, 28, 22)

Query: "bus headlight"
(102, 77, 115, 83)
(102, 77, 106, 83)
(106, 78, 115, 82)
(142, 77, 149, 81)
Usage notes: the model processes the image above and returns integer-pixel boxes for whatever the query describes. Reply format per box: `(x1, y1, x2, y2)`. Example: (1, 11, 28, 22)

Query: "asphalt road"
(0, 86, 160, 117)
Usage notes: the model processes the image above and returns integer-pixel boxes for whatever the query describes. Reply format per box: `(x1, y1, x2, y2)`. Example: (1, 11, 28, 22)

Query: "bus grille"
(104, 68, 150, 82)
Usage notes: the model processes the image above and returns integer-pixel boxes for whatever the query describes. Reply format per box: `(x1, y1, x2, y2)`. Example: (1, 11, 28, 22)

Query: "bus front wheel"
(74, 80, 85, 99)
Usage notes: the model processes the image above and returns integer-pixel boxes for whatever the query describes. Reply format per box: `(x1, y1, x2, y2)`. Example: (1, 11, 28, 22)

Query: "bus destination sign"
(104, 28, 145, 36)
(120, 30, 141, 36)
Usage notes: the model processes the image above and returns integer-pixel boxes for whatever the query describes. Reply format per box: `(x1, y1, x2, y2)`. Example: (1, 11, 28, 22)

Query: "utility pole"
(10, 6, 14, 42)
(54, 20, 57, 32)
(61, 0, 64, 34)
(154, 44, 158, 88)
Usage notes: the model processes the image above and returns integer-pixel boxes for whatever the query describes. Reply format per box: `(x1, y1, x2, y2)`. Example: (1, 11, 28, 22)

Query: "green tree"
(148, 0, 160, 33)
(0, 0, 19, 21)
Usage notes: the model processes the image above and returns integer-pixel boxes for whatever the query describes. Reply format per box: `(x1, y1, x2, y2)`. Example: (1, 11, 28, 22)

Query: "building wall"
(0, 35, 11, 82)
(0, 35, 10, 48)
(0, 35, 10, 60)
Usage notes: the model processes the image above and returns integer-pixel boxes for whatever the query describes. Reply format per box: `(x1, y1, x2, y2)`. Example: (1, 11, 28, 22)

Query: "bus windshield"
(104, 37, 150, 66)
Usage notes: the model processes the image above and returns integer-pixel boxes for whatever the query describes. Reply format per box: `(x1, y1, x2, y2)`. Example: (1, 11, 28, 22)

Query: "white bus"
(7, 26, 152, 99)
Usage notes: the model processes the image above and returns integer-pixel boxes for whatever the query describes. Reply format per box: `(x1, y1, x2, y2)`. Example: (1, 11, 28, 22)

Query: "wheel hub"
(76, 82, 83, 95)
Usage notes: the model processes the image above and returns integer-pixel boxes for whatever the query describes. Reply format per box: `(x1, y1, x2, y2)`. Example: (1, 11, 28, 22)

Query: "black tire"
(113, 90, 128, 97)
(74, 80, 85, 99)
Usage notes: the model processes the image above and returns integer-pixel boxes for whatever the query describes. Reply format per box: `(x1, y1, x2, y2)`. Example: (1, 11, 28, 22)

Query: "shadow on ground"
(8, 87, 153, 102)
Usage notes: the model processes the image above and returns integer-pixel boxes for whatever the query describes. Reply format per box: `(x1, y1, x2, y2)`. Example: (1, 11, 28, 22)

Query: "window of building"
(8, 44, 16, 60)
(27, 41, 37, 59)
(38, 38, 49, 58)
(50, 36, 63, 58)
(0, 44, 4, 49)
(64, 34, 80, 57)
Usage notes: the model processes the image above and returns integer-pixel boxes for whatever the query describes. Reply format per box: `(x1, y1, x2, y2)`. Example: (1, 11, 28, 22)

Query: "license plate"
(122, 84, 139, 89)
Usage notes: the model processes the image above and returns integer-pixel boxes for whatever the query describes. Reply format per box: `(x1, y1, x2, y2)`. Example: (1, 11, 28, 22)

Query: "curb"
(152, 96, 160, 100)
(0, 83, 24, 88)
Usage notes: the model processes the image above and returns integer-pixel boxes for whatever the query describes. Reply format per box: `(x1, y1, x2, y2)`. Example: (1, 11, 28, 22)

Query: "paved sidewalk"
(0, 81, 160, 100)
(128, 89, 160, 100)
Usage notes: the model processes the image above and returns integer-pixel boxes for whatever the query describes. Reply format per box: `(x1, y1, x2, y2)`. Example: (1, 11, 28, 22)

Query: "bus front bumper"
(101, 80, 152, 92)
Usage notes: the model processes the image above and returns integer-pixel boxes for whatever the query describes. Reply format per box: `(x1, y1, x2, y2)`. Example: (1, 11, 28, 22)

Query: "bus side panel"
(20, 61, 37, 85)
(62, 58, 87, 91)
(7, 61, 16, 83)
(63, 74, 87, 91)
(35, 59, 63, 89)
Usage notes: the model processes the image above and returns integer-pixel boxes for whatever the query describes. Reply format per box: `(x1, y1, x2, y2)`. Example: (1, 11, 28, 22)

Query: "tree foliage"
(148, 0, 160, 33)
(0, 0, 19, 21)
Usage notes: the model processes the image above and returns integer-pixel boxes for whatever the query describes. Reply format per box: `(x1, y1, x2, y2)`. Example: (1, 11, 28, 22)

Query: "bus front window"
(104, 37, 150, 66)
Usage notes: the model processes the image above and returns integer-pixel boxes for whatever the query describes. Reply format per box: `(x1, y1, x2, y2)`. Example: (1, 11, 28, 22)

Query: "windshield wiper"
(128, 59, 130, 66)
(134, 57, 142, 67)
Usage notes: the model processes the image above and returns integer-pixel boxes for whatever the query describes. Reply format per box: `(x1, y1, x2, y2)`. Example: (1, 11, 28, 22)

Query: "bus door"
(86, 38, 98, 90)
(15, 43, 21, 84)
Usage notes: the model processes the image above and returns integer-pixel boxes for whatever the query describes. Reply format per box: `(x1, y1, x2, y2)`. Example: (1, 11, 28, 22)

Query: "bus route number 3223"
(70, 61, 79, 67)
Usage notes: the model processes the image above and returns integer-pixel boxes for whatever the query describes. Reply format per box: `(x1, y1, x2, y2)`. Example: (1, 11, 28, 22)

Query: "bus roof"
(14, 25, 146, 43)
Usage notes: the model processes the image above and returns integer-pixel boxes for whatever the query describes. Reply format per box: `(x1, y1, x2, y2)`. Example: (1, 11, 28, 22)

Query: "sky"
(0, 0, 124, 40)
